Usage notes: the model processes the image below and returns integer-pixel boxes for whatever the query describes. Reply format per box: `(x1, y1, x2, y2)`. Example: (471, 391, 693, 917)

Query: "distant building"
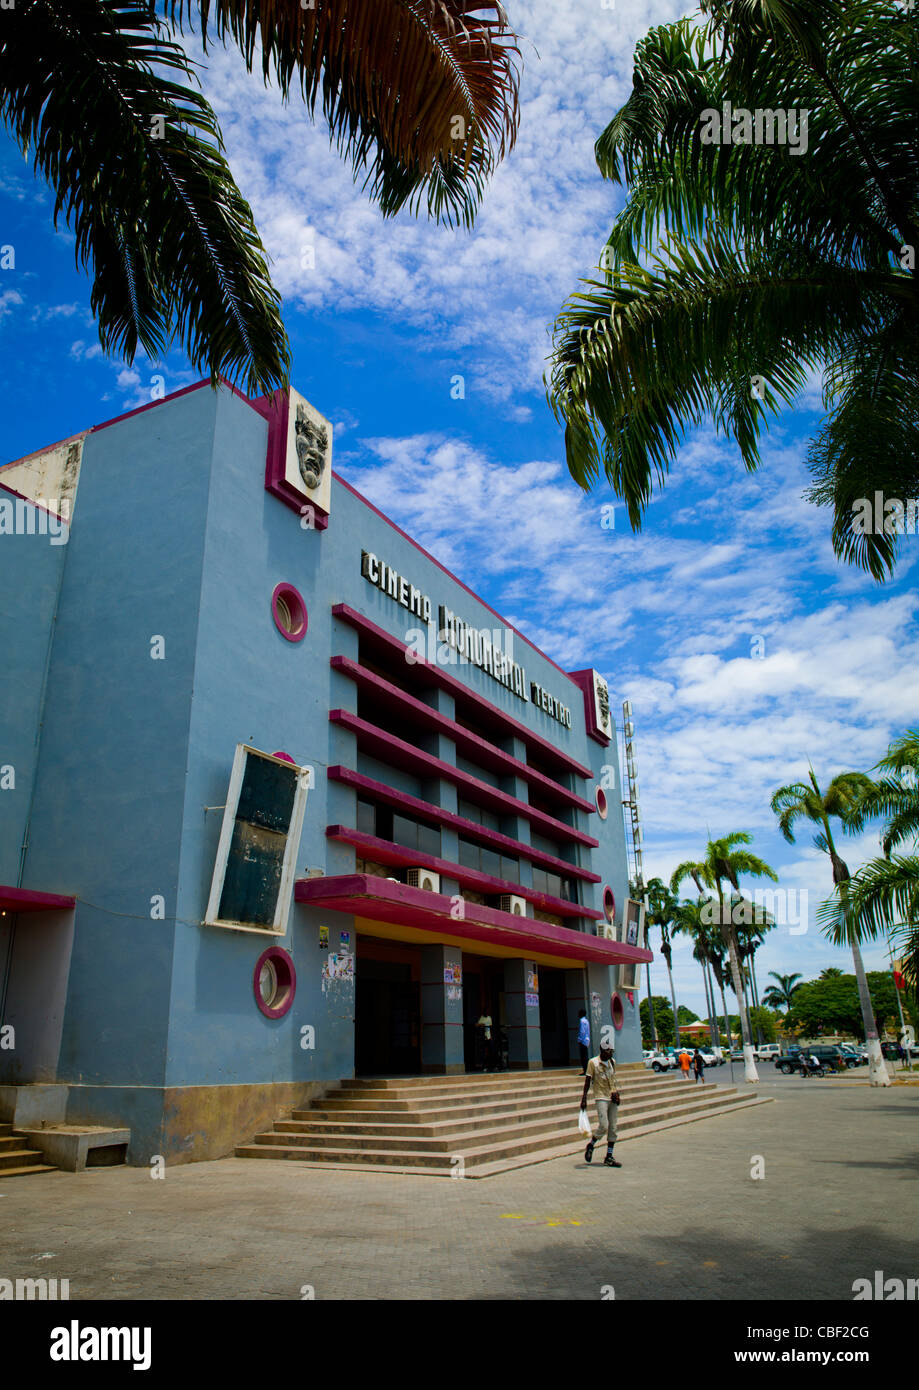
(0, 381, 651, 1164)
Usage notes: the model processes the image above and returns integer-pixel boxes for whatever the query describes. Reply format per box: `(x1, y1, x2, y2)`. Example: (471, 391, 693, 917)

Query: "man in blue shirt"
(577, 1009, 591, 1075)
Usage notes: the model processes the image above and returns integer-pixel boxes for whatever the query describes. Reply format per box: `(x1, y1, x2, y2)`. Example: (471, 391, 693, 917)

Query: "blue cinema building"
(0, 381, 650, 1165)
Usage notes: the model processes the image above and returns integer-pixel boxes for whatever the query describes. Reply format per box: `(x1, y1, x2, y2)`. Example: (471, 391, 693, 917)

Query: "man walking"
(580, 1043, 621, 1168)
(577, 1009, 590, 1075)
(692, 1048, 705, 1084)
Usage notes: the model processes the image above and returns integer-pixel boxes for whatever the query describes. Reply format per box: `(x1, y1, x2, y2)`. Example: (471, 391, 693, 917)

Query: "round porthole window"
(610, 992, 625, 1030)
(272, 583, 308, 643)
(254, 946, 296, 1019)
(596, 786, 608, 819)
(603, 886, 616, 923)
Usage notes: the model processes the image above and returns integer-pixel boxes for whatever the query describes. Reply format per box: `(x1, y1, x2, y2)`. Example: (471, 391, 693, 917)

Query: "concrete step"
(288, 1087, 743, 1139)
(237, 1061, 772, 1177)
(236, 1096, 774, 1180)
(263, 1095, 747, 1155)
(0, 1162, 59, 1179)
(341, 1067, 643, 1089)
(0, 1146, 51, 1172)
(242, 1089, 762, 1169)
(306, 1076, 693, 1115)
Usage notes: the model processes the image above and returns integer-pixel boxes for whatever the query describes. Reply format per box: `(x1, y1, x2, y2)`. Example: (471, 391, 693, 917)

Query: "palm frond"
(166, 0, 521, 229)
(0, 0, 289, 391)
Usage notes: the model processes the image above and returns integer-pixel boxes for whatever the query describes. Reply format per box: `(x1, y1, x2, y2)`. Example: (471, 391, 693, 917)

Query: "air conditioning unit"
(406, 867, 440, 893)
(619, 961, 641, 991)
(499, 894, 526, 916)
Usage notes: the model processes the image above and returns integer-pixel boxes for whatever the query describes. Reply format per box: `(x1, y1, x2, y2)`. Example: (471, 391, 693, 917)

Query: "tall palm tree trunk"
(749, 952, 764, 1043)
(703, 959, 719, 1048)
(645, 964, 658, 1048)
(720, 892, 759, 1082)
(851, 935, 891, 1086)
(663, 940, 681, 1047)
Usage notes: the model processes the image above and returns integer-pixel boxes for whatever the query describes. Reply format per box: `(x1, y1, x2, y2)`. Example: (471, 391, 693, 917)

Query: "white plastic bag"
(577, 1108, 592, 1136)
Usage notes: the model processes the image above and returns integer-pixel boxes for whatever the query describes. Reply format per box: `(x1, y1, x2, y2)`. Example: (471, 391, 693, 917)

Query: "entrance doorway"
(355, 946, 420, 1075)
(462, 957, 506, 1071)
(538, 967, 570, 1067)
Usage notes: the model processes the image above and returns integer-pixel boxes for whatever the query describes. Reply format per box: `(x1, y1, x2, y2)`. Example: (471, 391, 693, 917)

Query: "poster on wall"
(444, 965, 455, 983)
(525, 991, 539, 1008)
(526, 969, 538, 992)
(340, 931, 351, 953)
(319, 925, 329, 950)
(322, 953, 353, 982)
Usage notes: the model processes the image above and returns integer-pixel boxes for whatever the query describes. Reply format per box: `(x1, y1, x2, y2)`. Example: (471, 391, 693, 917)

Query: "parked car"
(754, 1043, 781, 1061)
(644, 1051, 677, 1072)
(775, 1045, 852, 1073)
(839, 1045, 867, 1065)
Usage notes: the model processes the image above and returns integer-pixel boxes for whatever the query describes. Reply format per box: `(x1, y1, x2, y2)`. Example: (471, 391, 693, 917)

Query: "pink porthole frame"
(272, 582, 308, 643)
(610, 992, 625, 1030)
(603, 885, 616, 923)
(596, 786, 609, 819)
(254, 946, 297, 1019)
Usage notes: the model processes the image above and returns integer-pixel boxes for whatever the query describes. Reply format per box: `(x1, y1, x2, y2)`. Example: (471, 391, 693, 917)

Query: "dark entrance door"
(539, 967, 570, 1066)
(355, 957, 420, 1075)
(463, 959, 506, 1071)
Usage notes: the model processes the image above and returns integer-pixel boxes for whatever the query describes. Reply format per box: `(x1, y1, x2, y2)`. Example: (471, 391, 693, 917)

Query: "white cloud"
(193, 0, 691, 397)
(0, 289, 24, 322)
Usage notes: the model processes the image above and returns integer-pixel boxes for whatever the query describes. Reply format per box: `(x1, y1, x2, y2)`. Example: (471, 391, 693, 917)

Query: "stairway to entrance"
(0, 1122, 57, 1178)
(236, 1064, 773, 1178)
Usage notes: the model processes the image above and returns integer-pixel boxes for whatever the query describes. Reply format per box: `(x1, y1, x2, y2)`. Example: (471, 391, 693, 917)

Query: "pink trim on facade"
(257, 391, 330, 529)
(0, 429, 87, 474)
(326, 825, 603, 919)
(328, 766, 601, 883)
(0, 480, 69, 519)
(253, 946, 297, 1020)
(331, 656, 594, 812)
(330, 709, 597, 847)
(332, 604, 593, 779)
(0, 886, 76, 913)
(568, 669, 612, 747)
(89, 378, 245, 435)
(294, 874, 652, 967)
(271, 581, 309, 643)
(332, 474, 581, 689)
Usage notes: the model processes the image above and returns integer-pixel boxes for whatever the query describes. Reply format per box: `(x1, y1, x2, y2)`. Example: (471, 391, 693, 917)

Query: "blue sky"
(2, 1, 916, 1021)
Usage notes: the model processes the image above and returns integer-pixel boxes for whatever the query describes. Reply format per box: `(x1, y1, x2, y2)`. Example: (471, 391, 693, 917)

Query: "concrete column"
(504, 958, 542, 1070)
(420, 943, 465, 1074)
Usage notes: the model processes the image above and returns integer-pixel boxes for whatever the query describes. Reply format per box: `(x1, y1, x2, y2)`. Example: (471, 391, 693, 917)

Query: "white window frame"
(204, 744, 310, 936)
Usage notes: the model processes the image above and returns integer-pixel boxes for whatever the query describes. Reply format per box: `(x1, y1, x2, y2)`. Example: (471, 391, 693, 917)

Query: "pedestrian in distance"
(577, 1008, 590, 1075)
(692, 1048, 705, 1084)
(580, 1043, 621, 1168)
(679, 1048, 691, 1080)
(476, 1005, 494, 1071)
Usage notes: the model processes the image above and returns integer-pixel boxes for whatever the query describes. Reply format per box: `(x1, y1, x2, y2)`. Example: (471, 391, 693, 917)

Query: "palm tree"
(546, 0, 919, 581)
(0, 1, 520, 392)
(771, 768, 891, 1085)
(763, 972, 803, 1011)
(671, 834, 778, 1081)
(819, 967, 844, 979)
(820, 729, 919, 1005)
(673, 896, 726, 1049)
(644, 878, 683, 1047)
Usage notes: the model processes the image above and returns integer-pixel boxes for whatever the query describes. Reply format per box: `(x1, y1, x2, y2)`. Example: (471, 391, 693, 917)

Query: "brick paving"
(1, 1079, 916, 1300)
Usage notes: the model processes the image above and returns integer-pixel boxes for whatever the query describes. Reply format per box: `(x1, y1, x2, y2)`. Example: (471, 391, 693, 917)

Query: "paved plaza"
(1, 1077, 916, 1301)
